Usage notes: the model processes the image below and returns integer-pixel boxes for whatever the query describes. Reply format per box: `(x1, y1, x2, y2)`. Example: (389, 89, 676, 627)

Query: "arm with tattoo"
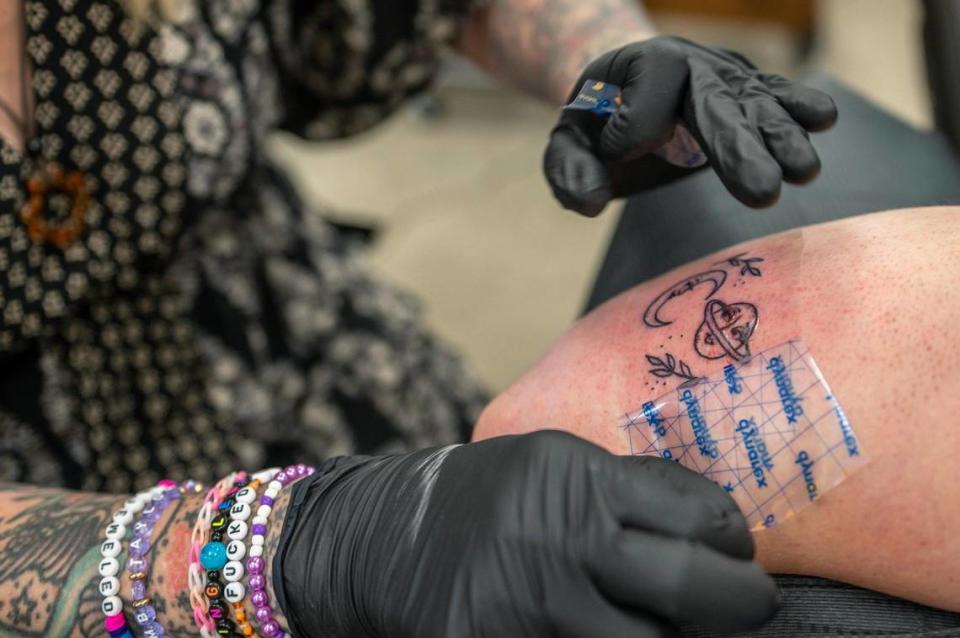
(0, 482, 295, 638)
(458, 0, 657, 103)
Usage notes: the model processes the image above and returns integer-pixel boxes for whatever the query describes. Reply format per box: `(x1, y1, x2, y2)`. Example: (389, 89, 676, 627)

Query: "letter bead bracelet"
(100, 480, 202, 638)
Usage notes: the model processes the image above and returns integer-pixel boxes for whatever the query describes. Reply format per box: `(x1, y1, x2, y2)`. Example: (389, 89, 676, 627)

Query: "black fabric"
(584, 77, 960, 637)
(586, 76, 960, 310)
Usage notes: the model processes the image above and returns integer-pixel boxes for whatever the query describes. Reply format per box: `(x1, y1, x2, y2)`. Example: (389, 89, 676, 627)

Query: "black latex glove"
(544, 36, 839, 215)
(274, 431, 779, 637)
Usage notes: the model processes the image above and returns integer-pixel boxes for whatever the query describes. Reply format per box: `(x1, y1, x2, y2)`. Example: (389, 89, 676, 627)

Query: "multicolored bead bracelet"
(100, 485, 159, 638)
(246, 465, 315, 638)
(203, 473, 251, 636)
(126, 480, 202, 637)
(190, 472, 245, 638)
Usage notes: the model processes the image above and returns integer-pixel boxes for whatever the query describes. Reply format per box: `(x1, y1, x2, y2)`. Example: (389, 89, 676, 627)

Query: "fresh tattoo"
(459, 0, 657, 103)
(717, 252, 764, 277)
(642, 254, 765, 390)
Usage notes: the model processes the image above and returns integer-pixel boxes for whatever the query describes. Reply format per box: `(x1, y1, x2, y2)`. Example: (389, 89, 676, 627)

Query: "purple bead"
(247, 556, 265, 575)
(259, 495, 274, 507)
(141, 621, 164, 638)
(251, 523, 267, 536)
(132, 579, 147, 600)
(127, 556, 148, 573)
(128, 537, 148, 559)
(275, 471, 289, 484)
(261, 620, 280, 637)
(250, 589, 268, 607)
(255, 606, 273, 623)
(295, 464, 307, 476)
(134, 604, 157, 625)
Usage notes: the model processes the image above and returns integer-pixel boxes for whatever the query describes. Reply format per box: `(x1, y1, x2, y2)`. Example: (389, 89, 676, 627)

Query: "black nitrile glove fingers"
(588, 531, 778, 634)
(741, 91, 820, 183)
(550, 583, 672, 638)
(544, 123, 613, 217)
(759, 73, 839, 131)
(609, 454, 754, 560)
(598, 42, 689, 159)
(278, 432, 779, 638)
(687, 65, 783, 207)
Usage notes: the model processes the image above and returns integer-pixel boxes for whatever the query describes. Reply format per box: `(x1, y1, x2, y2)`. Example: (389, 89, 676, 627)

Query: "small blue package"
(563, 79, 622, 116)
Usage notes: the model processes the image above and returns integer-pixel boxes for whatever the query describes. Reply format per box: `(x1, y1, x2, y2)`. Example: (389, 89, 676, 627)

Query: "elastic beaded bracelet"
(222, 468, 279, 637)
(190, 472, 246, 637)
(247, 465, 315, 638)
(100, 485, 161, 638)
(126, 480, 203, 638)
(204, 473, 251, 637)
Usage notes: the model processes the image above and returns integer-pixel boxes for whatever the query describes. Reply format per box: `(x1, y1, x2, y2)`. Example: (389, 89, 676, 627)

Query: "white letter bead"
(105, 521, 126, 540)
(251, 535, 264, 546)
(101, 595, 123, 615)
(133, 493, 152, 510)
(224, 581, 246, 603)
(256, 505, 272, 518)
(113, 508, 134, 525)
(226, 540, 246, 561)
(98, 557, 120, 578)
(235, 487, 257, 504)
(100, 539, 122, 558)
(227, 520, 248, 541)
(248, 544, 263, 558)
(99, 576, 120, 596)
(229, 502, 251, 521)
(223, 560, 244, 582)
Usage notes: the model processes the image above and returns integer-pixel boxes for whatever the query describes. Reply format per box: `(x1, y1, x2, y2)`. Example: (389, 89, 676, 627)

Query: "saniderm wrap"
(622, 339, 867, 530)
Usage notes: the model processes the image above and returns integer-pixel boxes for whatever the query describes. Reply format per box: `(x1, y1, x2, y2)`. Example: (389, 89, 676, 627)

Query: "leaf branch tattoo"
(718, 252, 764, 277)
(646, 353, 699, 383)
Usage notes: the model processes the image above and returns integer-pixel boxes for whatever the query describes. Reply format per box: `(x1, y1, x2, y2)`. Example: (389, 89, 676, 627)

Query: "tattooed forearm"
(0, 480, 301, 638)
(459, 0, 657, 103)
(0, 483, 122, 637)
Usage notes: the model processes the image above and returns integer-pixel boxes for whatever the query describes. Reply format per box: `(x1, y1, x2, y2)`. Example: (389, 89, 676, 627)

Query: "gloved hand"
(544, 36, 839, 215)
(274, 431, 779, 637)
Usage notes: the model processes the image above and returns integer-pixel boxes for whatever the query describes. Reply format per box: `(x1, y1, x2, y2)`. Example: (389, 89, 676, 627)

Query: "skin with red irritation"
(474, 207, 960, 612)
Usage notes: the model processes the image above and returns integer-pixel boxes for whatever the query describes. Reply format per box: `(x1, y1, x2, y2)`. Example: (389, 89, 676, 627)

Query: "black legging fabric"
(584, 77, 960, 637)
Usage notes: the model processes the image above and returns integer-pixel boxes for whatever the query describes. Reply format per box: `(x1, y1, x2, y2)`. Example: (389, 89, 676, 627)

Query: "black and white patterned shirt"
(0, 0, 488, 492)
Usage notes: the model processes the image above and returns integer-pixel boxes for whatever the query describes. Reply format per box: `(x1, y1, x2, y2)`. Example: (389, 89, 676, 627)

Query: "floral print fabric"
(0, 0, 487, 492)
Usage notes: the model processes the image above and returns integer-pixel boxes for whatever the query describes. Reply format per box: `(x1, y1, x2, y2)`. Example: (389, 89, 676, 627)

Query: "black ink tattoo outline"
(641, 254, 766, 380)
(717, 252, 764, 277)
(642, 270, 727, 328)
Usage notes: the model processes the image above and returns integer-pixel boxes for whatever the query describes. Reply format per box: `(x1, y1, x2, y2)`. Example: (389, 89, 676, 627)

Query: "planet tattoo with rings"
(694, 299, 758, 362)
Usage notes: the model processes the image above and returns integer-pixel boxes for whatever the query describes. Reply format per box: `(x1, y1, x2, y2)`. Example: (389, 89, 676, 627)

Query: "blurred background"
(268, 0, 936, 392)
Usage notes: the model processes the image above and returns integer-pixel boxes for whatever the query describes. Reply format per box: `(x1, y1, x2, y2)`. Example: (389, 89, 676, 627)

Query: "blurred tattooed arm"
(0, 483, 293, 638)
(458, 0, 657, 103)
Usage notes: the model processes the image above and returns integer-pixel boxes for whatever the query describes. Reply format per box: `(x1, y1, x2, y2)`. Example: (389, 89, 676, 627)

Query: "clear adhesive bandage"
(622, 339, 867, 530)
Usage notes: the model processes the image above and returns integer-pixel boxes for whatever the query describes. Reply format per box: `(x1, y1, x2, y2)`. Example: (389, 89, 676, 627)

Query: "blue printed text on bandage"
(736, 417, 774, 488)
(723, 363, 743, 395)
(680, 389, 718, 458)
(641, 401, 667, 438)
(767, 355, 804, 423)
(830, 398, 859, 457)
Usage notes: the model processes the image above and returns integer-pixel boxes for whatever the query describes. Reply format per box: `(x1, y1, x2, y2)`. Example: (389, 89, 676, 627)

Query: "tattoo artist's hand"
(276, 431, 779, 637)
(543, 36, 838, 215)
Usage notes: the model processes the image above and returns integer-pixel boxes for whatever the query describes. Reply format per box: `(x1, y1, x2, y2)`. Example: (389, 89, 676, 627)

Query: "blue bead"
(200, 542, 228, 570)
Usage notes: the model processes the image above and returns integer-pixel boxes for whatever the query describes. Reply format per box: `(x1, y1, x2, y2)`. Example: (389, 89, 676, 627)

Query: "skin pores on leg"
(473, 207, 960, 611)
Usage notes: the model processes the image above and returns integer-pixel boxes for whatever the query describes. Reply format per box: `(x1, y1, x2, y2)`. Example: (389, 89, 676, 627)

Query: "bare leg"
(474, 207, 960, 611)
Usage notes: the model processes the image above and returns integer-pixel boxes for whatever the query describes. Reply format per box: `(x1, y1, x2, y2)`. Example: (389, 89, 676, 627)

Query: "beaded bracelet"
(246, 465, 315, 638)
(100, 485, 161, 638)
(225, 469, 279, 637)
(190, 472, 245, 637)
(203, 472, 251, 637)
(126, 480, 203, 638)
